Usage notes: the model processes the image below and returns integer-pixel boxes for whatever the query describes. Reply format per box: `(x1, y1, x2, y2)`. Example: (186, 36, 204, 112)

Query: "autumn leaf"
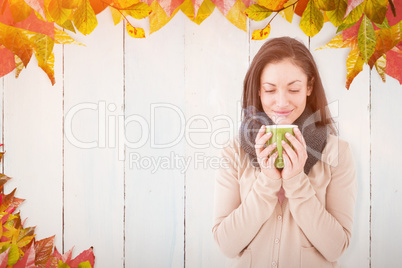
(88, 0, 111, 14)
(46, 0, 72, 25)
(316, 0, 336, 11)
(34, 236, 54, 265)
(358, 15, 376, 62)
(212, 0, 236, 16)
(24, 0, 46, 19)
(336, 1, 364, 33)
(374, 54, 386, 82)
(109, 6, 123, 25)
(59, 20, 76, 32)
(123, 2, 152, 19)
(368, 21, 402, 67)
(8, 0, 33, 23)
(126, 21, 145, 38)
(279, 0, 297, 23)
(7, 244, 20, 265)
(252, 23, 271, 40)
(225, 0, 247, 31)
(0, 246, 10, 268)
(13, 243, 36, 268)
(62, 0, 80, 9)
(72, 0, 98, 35)
(0, 47, 15, 77)
(193, 0, 215, 25)
(346, 40, 365, 89)
(300, 0, 323, 37)
(0, 188, 16, 213)
(326, 0, 347, 27)
(156, 0, 185, 17)
(77, 261, 92, 268)
(68, 247, 95, 267)
(385, 44, 402, 84)
(316, 33, 351, 49)
(364, 0, 388, 24)
(245, 4, 272, 21)
(149, 0, 180, 34)
(344, 0, 364, 18)
(294, 0, 308, 16)
(258, 0, 289, 11)
(54, 28, 84, 45)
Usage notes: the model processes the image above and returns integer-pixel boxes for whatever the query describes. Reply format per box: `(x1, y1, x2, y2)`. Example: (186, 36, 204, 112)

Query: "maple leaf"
(68, 247, 95, 268)
(245, 4, 272, 21)
(300, 0, 324, 37)
(252, 23, 271, 39)
(225, 0, 247, 31)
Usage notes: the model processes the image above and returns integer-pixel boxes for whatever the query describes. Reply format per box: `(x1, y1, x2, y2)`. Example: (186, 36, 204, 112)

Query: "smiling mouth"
(274, 110, 293, 116)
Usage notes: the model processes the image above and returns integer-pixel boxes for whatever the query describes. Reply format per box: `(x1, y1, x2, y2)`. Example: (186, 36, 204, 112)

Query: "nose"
(276, 90, 289, 107)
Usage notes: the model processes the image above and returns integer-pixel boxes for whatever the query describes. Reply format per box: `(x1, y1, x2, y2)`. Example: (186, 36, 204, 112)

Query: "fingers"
(294, 127, 307, 148)
(284, 130, 305, 157)
(254, 125, 266, 145)
(255, 127, 272, 153)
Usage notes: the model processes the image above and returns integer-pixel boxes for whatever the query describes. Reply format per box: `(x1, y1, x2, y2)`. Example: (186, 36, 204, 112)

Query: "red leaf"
(342, 15, 363, 40)
(14, 244, 36, 268)
(294, 0, 309, 16)
(386, 0, 402, 26)
(69, 247, 95, 268)
(211, 0, 236, 16)
(385, 43, 402, 84)
(61, 246, 74, 263)
(0, 247, 10, 268)
(0, 48, 15, 77)
(34, 236, 54, 266)
(52, 247, 62, 260)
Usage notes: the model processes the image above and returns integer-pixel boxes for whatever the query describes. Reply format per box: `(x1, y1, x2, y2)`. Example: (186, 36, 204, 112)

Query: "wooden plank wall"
(1, 8, 401, 268)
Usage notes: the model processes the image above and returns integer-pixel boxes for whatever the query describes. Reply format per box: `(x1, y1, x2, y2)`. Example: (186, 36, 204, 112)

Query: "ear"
(307, 78, 314, 96)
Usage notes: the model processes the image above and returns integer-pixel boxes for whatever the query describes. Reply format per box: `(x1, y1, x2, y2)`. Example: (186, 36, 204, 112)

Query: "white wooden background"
(1, 8, 401, 268)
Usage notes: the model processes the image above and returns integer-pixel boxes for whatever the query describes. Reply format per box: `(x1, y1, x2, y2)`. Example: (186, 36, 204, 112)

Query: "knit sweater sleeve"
(283, 138, 357, 262)
(212, 139, 282, 258)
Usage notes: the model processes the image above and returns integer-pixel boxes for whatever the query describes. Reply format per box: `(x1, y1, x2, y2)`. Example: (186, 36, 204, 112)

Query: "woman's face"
(259, 59, 312, 125)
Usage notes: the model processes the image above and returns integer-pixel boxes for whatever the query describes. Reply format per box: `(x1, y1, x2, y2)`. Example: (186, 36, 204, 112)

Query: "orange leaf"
(89, 0, 112, 14)
(0, 47, 15, 77)
(24, 0, 46, 19)
(8, 0, 33, 23)
(126, 22, 145, 38)
(62, 0, 80, 9)
(346, 40, 365, 89)
(252, 23, 271, 40)
(294, 0, 309, 16)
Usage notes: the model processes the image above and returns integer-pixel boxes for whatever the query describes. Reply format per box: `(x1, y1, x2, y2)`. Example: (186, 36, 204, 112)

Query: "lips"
(274, 110, 293, 116)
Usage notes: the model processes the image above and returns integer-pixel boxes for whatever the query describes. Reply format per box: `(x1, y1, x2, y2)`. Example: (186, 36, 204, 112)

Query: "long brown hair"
(242, 37, 337, 134)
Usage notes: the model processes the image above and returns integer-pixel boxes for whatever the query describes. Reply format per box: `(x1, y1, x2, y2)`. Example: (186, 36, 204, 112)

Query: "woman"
(212, 37, 357, 268)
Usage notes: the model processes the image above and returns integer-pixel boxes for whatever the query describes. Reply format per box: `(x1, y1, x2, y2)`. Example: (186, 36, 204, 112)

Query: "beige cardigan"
(212, 135, 357, 268)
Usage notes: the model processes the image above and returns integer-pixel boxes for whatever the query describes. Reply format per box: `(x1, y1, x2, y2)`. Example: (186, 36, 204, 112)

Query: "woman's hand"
(255, 125, 281, 180)
(281, 127, 308, 180)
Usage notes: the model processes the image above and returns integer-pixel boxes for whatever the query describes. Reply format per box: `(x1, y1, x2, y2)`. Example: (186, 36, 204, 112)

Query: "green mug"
(265, 125, 297, 168)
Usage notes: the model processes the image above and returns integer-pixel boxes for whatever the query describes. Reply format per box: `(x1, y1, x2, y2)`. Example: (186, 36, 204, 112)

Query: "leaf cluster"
(245, 0, 402, 88)
(0, 148, 95, 268)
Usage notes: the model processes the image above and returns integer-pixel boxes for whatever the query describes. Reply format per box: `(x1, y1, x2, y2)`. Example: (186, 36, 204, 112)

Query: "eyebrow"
(262, 80, 302, 86)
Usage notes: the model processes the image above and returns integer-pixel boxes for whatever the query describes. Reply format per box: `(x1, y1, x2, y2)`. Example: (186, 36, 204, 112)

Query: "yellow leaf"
(245, 4, 272, 21)
(109, 6, 123, 25)
(316, 0, 336, 11)
(225, 0, 247, 32)
(47, 0, 72, 24)
(279, 0, 297, 23)
(9, 0, 33, 22)
(124, 2, 152, 19)
(59, 19, 76, 32)
(62, 0, 80, 9)
(258, 0, 289, 11)
(126, 22, 145, 38)
(364, 0, 387, 24)
(299, 0, 323, 37)
(193, 0, 215, 25)
(0, 22, 35, 67)
(326, 0, 347, 27)
(180, 0, 194, 20)
(338, 1, 364, 26)
(346, 41, 365, 89)
(252, 24, 271, 40)
(73, 0, 98, 35)
(316, 33, 351, 50)
(17, 235, 36, 248)
(149, 0, 180, 34)
(15, 55, 24, 78)
(36, 51, 55, 84)
(374, 54, 386, 82)
(357, 14, 376, 62)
